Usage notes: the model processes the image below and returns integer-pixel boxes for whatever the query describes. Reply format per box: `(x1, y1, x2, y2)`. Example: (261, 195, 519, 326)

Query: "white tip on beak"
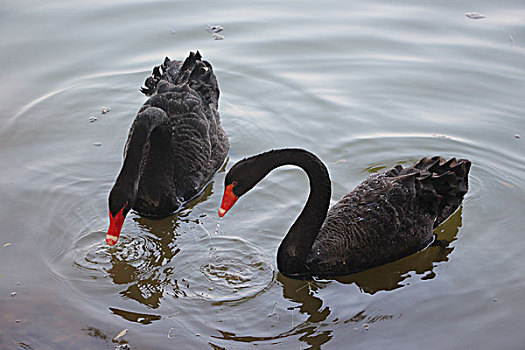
(106, 234, 119, 246)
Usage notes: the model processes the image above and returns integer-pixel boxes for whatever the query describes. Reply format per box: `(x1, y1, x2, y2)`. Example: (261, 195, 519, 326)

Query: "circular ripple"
(84, 234, 153, 267)
(50, 229, 163, 287)
(202, 256, 270, 292)
(175, 235, 276, 304)
(50, 227, 275, 305)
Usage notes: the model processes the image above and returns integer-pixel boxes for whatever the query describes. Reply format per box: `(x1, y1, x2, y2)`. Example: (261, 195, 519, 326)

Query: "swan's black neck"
(109, 108, 167, 215)
(244, 149, 332, 278)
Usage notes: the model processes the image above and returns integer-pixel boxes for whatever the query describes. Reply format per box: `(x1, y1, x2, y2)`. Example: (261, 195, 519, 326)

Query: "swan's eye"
(231, 181, 238, 187)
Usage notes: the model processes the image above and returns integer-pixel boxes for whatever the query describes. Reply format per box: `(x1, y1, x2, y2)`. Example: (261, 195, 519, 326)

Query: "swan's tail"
(140, 52, 220, 109)
(386, 156, 471, 228)
(179, 51, 220, 110)
(412, 156, 471, 228)
(141, 56, 171, 96)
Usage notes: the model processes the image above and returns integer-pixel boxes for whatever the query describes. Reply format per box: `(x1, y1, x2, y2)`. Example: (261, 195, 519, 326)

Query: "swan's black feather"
(111, 51, 228, 218)
(307, 156, 471, 276)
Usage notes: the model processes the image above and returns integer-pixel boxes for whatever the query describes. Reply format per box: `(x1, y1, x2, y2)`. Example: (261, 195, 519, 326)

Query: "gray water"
(1, 0, 524, 349)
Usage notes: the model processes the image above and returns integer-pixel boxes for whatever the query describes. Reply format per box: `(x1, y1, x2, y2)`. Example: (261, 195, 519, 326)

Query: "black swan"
(106, 51, 229, 246)
(218, 149, 470, 278)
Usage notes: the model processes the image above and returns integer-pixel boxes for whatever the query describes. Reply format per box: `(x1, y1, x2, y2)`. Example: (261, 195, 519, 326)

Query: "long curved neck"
(113, 125, 149, 204)
(111, 108, 167, 208)
(250, 149, 332, 277)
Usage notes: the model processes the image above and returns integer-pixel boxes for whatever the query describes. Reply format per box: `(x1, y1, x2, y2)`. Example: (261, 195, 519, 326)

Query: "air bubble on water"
(168, 327, 177, 339)
(268, 313, 280, 321)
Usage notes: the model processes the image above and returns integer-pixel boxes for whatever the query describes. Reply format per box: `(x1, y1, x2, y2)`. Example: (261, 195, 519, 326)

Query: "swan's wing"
(307, 157, 470, 276)
(140, 82, 228, 201)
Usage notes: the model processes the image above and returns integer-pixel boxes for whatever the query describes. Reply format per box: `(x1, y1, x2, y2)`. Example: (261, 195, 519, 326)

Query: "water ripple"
(48, 222, 276, 309)
(176, 236, 276, 304)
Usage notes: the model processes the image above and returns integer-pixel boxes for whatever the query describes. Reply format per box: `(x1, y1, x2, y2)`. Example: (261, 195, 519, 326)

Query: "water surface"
(1, 0, 524, 349)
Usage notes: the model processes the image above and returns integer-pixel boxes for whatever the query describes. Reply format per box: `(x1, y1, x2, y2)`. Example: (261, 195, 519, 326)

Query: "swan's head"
(218, 156, 265, 217)
(106, 186, 133, 246)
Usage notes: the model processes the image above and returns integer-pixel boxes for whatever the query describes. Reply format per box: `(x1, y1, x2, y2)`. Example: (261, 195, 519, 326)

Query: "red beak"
(218, 184, 238, 217)
(106, 207, 125, 246)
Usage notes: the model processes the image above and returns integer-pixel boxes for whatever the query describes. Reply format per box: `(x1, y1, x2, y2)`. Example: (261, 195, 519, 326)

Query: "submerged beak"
(219, 184, 238, 217)
(106, 207, 126, 246)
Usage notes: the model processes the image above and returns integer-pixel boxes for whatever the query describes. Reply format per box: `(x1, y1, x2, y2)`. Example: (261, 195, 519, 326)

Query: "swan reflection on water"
(103, 182, 216, 308)
(48, 189, 465, 349)
(75, 177, 464, 350)
(104, 201, 461, 318)
(209, 207, 463, 349)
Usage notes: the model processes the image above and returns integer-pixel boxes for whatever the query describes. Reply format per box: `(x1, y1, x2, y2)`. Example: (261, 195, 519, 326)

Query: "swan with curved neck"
(219, 148, 470, 279)
(106, 51, 229, 246)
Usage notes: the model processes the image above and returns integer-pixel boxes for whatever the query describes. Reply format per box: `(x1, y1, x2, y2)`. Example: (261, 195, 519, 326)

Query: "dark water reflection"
(53, 202, 460, 348)
(110, 216, 183, 309)
(109, 307, 162, 325)
(208, 208, 462, 349)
